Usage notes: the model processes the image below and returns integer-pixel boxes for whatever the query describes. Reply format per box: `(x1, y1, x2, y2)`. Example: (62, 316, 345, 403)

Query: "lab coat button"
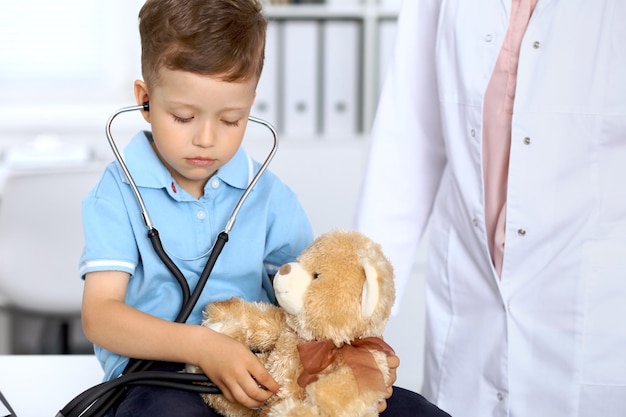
(470, 128, 476, 138)
(523, 137, 531, 145)
(197, 211, 206, 220)
(472, 218, 479, 227)
(497, 392, 504, 401)
(484, 34, 493, 42)
(517, 228, 527, 236)
(211, 179, 220, 188)
(533, 41, 541, 49)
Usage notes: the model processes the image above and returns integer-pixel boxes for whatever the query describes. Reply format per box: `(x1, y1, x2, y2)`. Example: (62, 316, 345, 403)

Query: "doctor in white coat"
(356, 1, 626, 416)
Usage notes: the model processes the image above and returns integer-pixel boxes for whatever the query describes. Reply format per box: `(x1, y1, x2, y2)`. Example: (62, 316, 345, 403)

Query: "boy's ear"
(134, 80, 151, 123)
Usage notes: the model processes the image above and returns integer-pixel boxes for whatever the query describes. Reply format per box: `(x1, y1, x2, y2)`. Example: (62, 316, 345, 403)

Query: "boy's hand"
(196, 330, 279, 409)
(378, 354, 400, 413)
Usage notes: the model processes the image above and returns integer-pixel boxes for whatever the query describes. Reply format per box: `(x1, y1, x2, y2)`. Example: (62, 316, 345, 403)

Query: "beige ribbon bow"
(296, 337, 395, 393)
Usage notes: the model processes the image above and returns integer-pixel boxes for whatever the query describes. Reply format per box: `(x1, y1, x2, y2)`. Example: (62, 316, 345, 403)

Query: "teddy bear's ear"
(361, 258, 380, 318)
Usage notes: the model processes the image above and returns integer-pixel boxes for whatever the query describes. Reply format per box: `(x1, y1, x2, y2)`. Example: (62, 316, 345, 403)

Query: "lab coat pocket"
(580, 239, 626, 385)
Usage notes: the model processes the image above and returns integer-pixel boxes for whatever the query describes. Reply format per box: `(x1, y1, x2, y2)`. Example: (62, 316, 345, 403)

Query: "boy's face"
(134, 68, 257, 198)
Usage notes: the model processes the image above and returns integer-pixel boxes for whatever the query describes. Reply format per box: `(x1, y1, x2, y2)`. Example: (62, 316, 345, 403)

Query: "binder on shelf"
(281, 20, 320, 137)
(250, 21, 279, 137)
(322, 20, 360, 136)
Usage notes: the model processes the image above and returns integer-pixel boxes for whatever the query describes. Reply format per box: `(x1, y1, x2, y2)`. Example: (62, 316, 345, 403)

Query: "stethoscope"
(58, 103, 278, 417)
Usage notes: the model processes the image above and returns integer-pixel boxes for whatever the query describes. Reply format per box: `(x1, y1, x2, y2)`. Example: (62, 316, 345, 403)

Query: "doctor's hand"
(378, 354, 400, 413)
(194, 329, 279, 409)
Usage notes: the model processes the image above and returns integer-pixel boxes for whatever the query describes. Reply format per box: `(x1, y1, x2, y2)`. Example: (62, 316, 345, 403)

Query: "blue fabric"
(382, 387, 451, 417)
(111, 386, 218, 417)
(81, 131, 313, 381)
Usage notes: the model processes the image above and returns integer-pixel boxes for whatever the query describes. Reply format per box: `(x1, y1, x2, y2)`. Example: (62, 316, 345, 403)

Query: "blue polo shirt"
(80, 131, 313, 380)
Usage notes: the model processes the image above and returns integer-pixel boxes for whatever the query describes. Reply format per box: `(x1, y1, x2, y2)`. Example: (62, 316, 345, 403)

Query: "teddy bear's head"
(273, 230, 395, 346)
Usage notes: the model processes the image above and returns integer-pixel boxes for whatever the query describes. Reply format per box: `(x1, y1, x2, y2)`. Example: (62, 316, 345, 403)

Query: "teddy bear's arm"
(202, 298, 286, 351)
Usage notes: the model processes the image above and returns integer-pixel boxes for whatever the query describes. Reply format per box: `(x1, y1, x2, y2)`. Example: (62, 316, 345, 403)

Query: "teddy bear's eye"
(312, 272, 320, 280)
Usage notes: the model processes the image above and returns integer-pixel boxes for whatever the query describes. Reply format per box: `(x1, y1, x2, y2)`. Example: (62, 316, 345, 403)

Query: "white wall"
(246, 137, 367, 236)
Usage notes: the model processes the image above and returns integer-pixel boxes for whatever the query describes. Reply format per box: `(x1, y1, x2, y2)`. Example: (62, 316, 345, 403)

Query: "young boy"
(80, 0, 312, 415)
(80, 1, 449, 416)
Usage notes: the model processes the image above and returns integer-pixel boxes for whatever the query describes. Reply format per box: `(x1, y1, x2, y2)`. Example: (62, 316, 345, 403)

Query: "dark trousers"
(111, 385, 450, 417)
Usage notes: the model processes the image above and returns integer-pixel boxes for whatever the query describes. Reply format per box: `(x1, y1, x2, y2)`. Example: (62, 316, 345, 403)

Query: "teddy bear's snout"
(279, 263, 292, 275)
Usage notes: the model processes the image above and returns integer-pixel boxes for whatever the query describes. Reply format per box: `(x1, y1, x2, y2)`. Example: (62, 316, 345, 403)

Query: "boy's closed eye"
(222, 119, 240, 127)
(172, 114, 194, 124)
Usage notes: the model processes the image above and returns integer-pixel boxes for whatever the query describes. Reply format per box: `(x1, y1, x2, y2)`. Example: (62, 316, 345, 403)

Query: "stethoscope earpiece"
(142, 101, 150, 111)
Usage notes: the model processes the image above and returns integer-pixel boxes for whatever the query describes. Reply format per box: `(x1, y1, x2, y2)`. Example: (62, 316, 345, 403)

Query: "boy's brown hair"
(138, 0, 267, 87)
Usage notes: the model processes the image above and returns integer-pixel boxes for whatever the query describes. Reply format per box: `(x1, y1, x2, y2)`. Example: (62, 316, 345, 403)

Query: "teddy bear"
(192, 229, 396, 417)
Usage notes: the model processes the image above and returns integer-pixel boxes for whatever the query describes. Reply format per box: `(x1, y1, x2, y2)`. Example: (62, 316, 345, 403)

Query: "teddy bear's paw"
(202, 298, 254, 343)
(207, 321, 225, 333)
(203, 298, 242, 324)
(265, 397, 319, 417)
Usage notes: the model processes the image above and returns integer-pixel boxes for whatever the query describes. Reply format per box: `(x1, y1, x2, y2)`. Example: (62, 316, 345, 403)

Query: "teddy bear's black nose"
(279, 264, 291, 275)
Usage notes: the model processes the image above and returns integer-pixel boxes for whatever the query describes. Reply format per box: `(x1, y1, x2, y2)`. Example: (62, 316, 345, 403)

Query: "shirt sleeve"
(79, 165, 139, 278)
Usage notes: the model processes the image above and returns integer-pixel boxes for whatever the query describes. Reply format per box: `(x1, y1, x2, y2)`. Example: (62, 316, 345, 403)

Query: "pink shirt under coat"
(482, 0, 538, 276)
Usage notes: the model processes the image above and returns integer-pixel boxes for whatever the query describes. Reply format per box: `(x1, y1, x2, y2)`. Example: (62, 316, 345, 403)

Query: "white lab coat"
(356, 1, 626, 416)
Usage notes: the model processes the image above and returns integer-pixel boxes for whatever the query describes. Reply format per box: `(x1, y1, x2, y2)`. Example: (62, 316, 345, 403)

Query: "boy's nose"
(192, 123, 215, 147)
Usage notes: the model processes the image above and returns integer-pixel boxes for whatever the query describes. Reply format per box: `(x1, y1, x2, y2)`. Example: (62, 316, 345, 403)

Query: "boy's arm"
(82, 270, 279, 408)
